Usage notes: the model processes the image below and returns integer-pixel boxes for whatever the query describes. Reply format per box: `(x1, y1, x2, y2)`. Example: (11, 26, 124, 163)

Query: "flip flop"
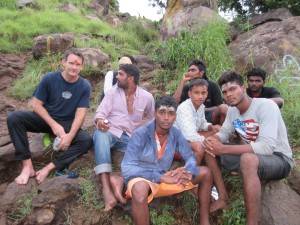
(55, 169, 79, 179)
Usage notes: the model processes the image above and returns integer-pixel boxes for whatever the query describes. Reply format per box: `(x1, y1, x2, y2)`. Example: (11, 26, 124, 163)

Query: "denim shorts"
(220, 152, 291, 180)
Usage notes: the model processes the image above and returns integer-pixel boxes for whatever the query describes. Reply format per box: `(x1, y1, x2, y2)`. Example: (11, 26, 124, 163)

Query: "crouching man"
(122, 96, 213, 225)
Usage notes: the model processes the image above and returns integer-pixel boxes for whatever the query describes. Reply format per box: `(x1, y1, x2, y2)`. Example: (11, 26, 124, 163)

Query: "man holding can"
(93, 64, 155, 211)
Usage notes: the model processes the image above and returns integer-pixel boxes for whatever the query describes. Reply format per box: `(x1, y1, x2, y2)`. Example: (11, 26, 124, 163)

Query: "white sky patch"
(118, 0, 163, 21)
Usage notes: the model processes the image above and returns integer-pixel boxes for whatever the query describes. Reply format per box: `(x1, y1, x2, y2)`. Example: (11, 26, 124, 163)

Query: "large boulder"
(259, 180, 300, 225)
(79, 48, 109, 69)
(160, 4, 222, 41)
(32, 33, 75, 59)
(229, 16, 300, 76)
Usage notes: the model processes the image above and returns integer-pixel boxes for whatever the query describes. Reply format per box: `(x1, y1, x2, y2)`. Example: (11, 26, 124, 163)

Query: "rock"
(32, 33, 75, 59)
(160, 5, 222, 41)
(250, 8, 293, 27)
(58, 3, 80, 14)
(106, 14, 122, 28)
(288, 163, 300, 195)
(16, 0, 36, 8)
(259, 180, 300, 225)
(79, 48, 109, 69)
(229, 16, 300, 76)
(133, 55, 157, 72)
(0, 178, 37, 212)
(85, 14, 101, 22)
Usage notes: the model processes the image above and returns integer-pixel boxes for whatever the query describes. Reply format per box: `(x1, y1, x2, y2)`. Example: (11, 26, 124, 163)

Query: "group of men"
(7, 48, 293, 225)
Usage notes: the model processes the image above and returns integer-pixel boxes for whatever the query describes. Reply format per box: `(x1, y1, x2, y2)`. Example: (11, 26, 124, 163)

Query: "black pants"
(6, 111, 93, 171)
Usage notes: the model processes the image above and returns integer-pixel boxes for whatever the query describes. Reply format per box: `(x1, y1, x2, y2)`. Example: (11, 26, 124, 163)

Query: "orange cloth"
(155, 132, 167, 160)
(126, 177, 197, 203)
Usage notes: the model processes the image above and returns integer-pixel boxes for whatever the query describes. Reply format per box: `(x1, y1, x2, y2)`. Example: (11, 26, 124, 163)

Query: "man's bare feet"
(36, 167, 51, 184)
(110, 175, 126, 204)
(103, 188, 117, 211)
(15, 167, 36, 185)
(210, 199, 227, 213)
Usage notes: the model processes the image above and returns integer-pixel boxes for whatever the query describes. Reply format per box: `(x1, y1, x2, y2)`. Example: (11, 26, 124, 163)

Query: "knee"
(131, 183, 149, 204)
(218, 104, 228, 115)
(240, 153, 259, 174)
(7, 111, 20, 127)
(198, 166, 212, 181)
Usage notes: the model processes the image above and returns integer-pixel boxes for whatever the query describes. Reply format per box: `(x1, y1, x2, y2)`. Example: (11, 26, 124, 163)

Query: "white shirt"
(103, 71, 117, 94)
(174, 98, 211, 142)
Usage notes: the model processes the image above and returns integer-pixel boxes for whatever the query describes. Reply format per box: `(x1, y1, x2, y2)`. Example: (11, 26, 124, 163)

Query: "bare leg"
(193, 166, 213, 225)
(204, 154, 228, 213)
(101, 172, 117, 211)
(36, 162, 56, 184)
(211, 104, 228, 125)
(189, 142, 205, 165)
(15, 158, 36, 185)
(131, 181, 151, 225)
(240, 153, 260, 225)
(110, 173, 126, 204)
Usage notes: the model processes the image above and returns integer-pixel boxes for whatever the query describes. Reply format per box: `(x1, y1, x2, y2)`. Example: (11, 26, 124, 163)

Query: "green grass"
(150, 204, 175, 225)
(7, 188, 38, 222)
(152, 17, 234, 94)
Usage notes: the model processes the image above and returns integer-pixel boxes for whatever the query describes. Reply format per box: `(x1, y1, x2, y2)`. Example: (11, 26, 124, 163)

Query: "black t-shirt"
(180, 80, 223, 108)
(246, 86, 281, 98)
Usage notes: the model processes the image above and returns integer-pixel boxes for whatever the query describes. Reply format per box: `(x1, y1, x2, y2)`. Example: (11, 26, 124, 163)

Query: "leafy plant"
(150, 204, 175, 225)
(222, 196, 246, 225)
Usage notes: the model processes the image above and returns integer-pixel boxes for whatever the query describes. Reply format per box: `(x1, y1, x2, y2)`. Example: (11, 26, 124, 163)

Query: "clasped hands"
(161, 167, 193, 189)
(52, 123, 72, 151)
(203, 137, 223, 157)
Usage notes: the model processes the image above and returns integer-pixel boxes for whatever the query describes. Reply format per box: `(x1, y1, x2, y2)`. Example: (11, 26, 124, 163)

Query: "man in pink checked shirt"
(93, 64, 155, 211)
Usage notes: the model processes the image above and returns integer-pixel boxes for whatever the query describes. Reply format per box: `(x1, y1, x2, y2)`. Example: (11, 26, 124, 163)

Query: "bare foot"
(15, 167, 36, 185)
(110, 175, 126, 204)
(36, 168, 51, 184)
(103, 188, 117, 212)
(210, 199, 227, 213)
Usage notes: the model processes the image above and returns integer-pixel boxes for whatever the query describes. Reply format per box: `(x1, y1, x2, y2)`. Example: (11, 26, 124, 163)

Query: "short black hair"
(246, 68, 266, 81)
(188, 78, 208, 91)
(155, 96, 178, 111)
(218, 71, 244, 87)
(189, 59, 207, 80)
(119, 64, 140, 84)
(64, 48, 84, 64)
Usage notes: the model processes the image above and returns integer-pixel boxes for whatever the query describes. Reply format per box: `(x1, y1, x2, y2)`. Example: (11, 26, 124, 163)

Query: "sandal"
(55, 169, 79, 179)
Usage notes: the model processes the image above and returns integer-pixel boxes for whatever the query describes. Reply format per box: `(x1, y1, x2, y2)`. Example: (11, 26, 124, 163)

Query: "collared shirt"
(174, 98, 211, 142)
(94, 86, 155, 138)
(121, 121, 199, 185)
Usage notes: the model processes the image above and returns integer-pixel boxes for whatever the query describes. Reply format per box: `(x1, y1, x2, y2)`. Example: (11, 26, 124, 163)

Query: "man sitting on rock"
(173, 59, 228, 125)
(122, 96, 213, 225)
(6, 48, 93, 185)
(93, 64, 154, 211)
(174, 78, 228, 213)
(204, 71, 293, 225)
(246, 67, 284, 108)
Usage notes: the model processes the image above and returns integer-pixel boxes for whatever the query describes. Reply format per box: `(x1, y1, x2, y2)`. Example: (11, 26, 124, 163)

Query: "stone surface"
(58, 3, 80, 14)
(260, 180, 300, 225)
(79, 47, 109, 69)
(229, 16, 300, 76)
(160, 5, 222, 41)
(32, 33, 75, 59)
(250, 8, 293, 27)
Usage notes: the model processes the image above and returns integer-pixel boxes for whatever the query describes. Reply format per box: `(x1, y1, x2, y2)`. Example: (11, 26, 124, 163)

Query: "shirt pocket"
(131, 108, 145, 123)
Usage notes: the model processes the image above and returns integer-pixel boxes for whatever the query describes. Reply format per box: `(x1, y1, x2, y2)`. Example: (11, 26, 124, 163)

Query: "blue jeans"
(93, 129, 130, 175)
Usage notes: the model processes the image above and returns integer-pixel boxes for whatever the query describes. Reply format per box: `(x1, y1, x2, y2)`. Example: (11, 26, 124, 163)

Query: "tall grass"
(152, 17, 233, 93)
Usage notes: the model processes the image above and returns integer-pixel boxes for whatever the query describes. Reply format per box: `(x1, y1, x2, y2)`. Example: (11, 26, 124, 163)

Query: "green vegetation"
(150, 204, 175, 225)
(152, 18, 234, 94)
(7, 188, 38, 221)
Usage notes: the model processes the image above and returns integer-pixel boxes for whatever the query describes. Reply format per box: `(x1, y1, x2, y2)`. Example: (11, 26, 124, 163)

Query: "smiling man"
(122, 96, 213, 225)
(246, 68, 284, 108)
(7, 48, 93, 185)
(93, 63, 154, 211)
(204, 71, 293, 225)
